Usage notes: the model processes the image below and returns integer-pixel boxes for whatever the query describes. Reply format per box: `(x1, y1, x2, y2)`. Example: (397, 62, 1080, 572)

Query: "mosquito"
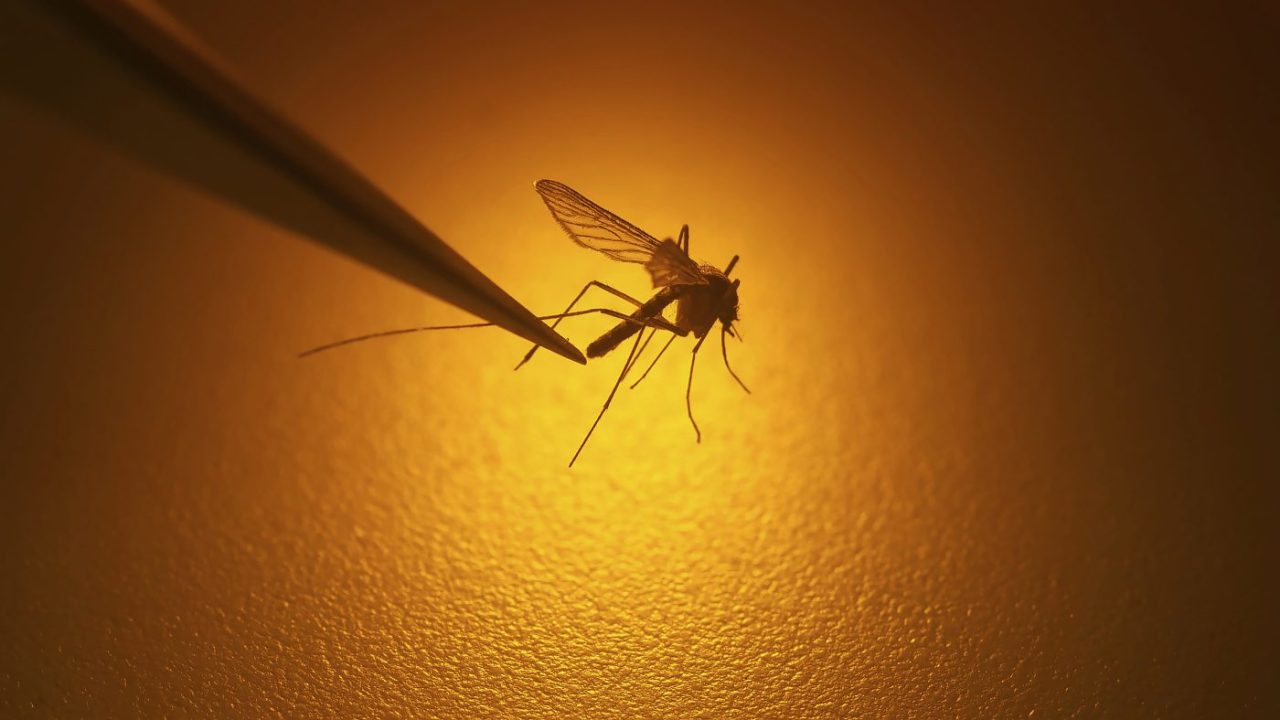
(300, 179, 750, 466)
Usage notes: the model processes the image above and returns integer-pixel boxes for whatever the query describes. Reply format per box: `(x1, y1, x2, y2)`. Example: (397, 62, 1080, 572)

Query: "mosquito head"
(717, 257, 742, 329)
(718, 277, 741, 328)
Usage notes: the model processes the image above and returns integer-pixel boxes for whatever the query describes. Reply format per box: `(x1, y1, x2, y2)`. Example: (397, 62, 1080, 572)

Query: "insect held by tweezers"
(299, 179, 751, 466)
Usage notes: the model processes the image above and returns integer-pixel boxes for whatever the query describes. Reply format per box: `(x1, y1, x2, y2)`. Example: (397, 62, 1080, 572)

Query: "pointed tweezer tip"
(552, 339, 587, 365)
(515, 318, 585, 364)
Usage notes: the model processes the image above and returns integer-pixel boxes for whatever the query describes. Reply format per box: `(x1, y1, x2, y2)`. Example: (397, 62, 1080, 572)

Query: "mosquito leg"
(300, 307, 673, 358)
(575, 308, 677, 332)
(629, 332, 677, 389)
(628, 326, 659, 375)
(720, 325, 751, 393)
(574, 309, 682, 342)
(516, 280, 646, 370)
(569, 326, 646, 467)
(554, 308, 682, 342)
(685, 333, 711, 443)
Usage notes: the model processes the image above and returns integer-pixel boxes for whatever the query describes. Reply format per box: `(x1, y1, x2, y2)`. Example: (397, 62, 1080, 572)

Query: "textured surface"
(1, 2, 1277, 718)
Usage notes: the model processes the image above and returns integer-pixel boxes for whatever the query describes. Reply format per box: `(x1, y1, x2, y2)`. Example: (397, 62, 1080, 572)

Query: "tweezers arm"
(0, 0, 586, 364)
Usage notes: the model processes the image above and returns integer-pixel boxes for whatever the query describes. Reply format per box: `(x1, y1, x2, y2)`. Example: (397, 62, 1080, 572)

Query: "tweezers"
(0, 0, 586, 364)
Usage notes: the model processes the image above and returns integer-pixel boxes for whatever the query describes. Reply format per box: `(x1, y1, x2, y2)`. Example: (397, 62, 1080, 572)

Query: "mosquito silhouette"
(300, 179, 750, 466)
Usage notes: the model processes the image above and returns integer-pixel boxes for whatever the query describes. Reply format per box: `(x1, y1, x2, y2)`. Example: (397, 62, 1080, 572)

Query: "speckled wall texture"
(1, 1, 1276, 718)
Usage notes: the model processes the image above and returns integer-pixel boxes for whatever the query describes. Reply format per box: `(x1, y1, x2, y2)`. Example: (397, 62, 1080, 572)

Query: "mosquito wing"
(536, 179, 706, 287)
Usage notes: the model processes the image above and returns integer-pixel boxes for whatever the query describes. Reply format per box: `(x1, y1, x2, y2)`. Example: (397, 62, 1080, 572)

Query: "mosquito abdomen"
(587, 287, 680, 358)
(587, 323, 639, 358)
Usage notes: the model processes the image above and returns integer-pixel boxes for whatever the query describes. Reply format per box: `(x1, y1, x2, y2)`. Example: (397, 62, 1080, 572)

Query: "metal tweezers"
(0, 0, 586, 364)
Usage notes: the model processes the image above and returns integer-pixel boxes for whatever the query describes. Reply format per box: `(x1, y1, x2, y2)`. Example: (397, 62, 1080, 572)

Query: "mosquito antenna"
(720, 324, 751, 394)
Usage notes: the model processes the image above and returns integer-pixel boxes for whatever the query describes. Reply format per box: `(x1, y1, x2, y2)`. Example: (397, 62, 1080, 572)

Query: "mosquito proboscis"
(300, 179, 751, 466)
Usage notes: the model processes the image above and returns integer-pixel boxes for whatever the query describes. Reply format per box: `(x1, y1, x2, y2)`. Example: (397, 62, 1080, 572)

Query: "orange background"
(1, 1, 1276, 717)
